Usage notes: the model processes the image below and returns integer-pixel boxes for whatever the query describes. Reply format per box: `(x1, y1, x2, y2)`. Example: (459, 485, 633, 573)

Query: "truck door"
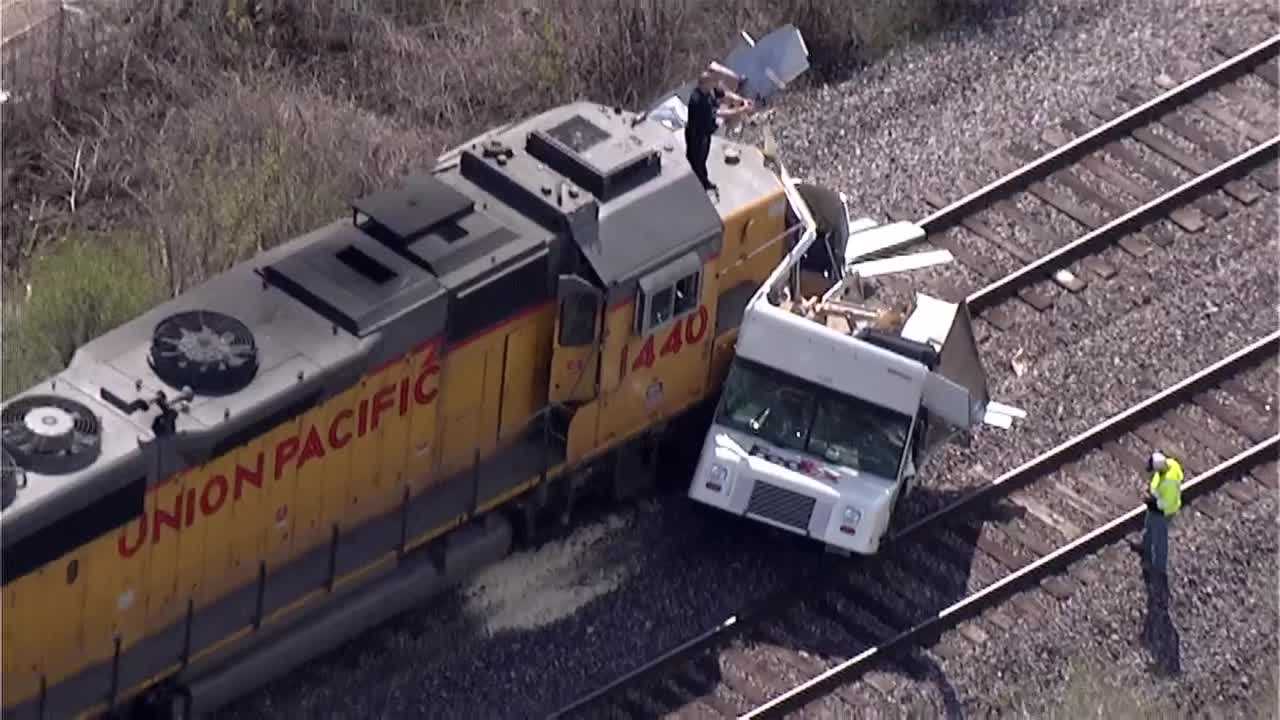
(550, 274, 603, 405)
(795, 182, 848, 299)
(921, 371, 976, 453)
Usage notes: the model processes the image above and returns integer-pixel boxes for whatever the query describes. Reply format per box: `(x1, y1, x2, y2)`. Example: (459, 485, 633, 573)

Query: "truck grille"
(746, 481, 815, 532)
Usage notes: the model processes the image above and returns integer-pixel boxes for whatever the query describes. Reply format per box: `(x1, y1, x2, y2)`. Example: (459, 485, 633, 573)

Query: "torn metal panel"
(900, 293, 960, 349)
(644, 24, 811, 122)
(983, 409, 1015, 429)
(986, 401, 1027, 419)
(923, 371, 974, 429)
(843, 220, 927, 265)
(848, 249, 953, 278)
(720, 24, 811, 102)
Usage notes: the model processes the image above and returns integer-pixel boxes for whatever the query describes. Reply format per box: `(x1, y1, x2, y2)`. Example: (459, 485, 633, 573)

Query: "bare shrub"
(3, 0, 959, 393)
(540, 0, 693, 109)
(133, 78, 433, 295)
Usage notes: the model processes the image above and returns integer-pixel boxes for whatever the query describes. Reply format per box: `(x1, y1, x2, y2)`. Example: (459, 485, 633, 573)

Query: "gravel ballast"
(215, 1, 1278, 717)
(849, 471, 1279, 719)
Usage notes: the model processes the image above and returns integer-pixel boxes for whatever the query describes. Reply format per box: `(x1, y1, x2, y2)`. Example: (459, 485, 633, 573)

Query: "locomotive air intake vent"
(1, 446, 24, 509)
(149, 310, 259, 396)
(1, 395, 102, 475)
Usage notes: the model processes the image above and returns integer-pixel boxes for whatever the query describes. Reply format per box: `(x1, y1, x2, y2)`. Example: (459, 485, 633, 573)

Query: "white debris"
(1011, 347, 1029, 377)
(987, 400, 1028, 419)
(983, 409, 1014, 429)
(460, 511, 637, 635)
(848, 249, 954, 278)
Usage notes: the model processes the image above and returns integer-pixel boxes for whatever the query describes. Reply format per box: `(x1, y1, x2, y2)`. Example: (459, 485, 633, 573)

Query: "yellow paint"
(176, 469, 211, 617)
(2, 181, 794, 719)
(403, 514, 466, 554)
(500, 312, 553, 441)
(344, 378, 386, 530)
(479, 335, 506, 454)
(565, 399, 602, 466)
(289, 394, 337, 560)
(438, 338, 488, 478)
(2, 566, 36, 705)
(476, 477, 540, 515)
(216, 443, 253, 595)
(332, 552, 397, 593)
(404, 343, 444, 494)
(549, 299, 601, 405)
(78, 533, 126, 673)
(186, 624, 252, 669)
(378, 361, 413, 493)
(144, 475, 185, 640)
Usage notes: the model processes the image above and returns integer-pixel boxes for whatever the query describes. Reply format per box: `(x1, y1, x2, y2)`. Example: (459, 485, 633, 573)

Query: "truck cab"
(687, 180, 998, 555)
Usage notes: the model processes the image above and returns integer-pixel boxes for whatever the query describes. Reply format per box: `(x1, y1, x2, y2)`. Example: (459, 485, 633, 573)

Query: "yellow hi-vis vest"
(1150, 458, 1184, 517)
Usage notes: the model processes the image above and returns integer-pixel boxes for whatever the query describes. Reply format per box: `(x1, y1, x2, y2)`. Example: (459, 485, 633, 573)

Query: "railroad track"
(882, 34, 1279, 328)
(548, 332, 1278, 720)
(546, 35, 1280, 720)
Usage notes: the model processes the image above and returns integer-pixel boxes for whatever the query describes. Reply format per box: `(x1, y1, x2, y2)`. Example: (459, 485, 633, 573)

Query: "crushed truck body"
(687, 174, 1020, 554)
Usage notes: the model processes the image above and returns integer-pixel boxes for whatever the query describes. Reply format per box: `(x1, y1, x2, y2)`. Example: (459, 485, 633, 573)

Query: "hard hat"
(1148, 451, 1168, 473)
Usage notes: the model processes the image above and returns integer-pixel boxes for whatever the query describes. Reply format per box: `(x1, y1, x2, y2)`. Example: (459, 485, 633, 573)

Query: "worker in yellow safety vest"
(1140, 450, 1183, 576)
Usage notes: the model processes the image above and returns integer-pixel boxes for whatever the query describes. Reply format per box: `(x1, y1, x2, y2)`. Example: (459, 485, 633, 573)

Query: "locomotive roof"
(429, 100, 728, 287)
(0, 99, 783, 553)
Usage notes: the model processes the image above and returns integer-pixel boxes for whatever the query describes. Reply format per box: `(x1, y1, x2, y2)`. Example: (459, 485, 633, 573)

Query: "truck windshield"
(715, 359, 912, 479)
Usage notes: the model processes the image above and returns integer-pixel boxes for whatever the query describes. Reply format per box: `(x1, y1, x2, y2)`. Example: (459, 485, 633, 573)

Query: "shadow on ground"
(1141, 570, 1181, 677)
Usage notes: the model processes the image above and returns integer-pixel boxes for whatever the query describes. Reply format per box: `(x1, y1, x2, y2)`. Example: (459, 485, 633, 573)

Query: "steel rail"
(890, 329, 1280, 541)
(545, 331, 1278, 720)
(546, 617, 741, 719)
(544, 561, 829, 720)
(742, 433, 1279, 719)
(965, 136, 1280, 314)
(917, 34, 1280, 235)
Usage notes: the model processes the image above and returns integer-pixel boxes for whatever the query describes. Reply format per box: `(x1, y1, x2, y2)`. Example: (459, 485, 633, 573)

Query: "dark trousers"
(1143, 509, 1170, 575)
(685, 130, 713, 188)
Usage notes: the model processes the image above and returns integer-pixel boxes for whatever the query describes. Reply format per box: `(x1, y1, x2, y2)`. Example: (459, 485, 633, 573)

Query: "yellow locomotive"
(0, 29, 827, 719)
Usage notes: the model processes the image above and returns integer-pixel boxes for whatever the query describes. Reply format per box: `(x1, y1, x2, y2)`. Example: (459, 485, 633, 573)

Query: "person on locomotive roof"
(685, 65, 753, 193)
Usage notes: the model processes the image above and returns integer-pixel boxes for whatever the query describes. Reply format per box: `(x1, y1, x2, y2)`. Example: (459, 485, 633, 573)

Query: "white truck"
(687, 176, 1018, 555)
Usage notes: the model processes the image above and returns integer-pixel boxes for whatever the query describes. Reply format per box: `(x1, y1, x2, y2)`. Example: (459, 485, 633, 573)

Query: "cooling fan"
(1, 395, 103, 475)
(149, 310, 259, 396)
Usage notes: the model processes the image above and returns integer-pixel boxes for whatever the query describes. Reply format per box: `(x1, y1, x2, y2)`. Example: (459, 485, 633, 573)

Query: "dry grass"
(1008, 656, 1280, 719)
(0, 0, 969, 397)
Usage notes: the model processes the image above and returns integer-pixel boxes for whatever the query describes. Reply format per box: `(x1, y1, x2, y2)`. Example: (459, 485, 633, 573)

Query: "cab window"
(636, 251, 703, 336)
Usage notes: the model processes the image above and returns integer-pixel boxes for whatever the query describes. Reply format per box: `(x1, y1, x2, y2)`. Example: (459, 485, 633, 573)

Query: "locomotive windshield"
(715, 358, 912, 479)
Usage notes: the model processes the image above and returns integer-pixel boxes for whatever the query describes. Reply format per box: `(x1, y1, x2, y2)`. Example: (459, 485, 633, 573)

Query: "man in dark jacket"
(685, 70, 752, 192)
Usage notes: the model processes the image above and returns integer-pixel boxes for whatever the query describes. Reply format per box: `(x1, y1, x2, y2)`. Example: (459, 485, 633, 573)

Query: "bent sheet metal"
(646, 24, 811, 132)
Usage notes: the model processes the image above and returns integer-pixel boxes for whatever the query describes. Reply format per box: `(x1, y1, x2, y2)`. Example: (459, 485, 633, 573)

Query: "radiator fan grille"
(149, 310, 259, 396)
(1, 395, 102, 475)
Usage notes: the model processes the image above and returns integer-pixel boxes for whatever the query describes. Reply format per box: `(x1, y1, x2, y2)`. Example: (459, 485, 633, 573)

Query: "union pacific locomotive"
(0, 28, 826, 719)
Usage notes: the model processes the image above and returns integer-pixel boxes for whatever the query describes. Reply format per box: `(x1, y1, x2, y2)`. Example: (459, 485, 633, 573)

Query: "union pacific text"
(117, 344, 442, 557)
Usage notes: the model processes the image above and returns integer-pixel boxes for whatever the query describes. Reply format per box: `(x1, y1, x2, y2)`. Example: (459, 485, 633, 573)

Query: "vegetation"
(1, 0, 971, 397)
(1, 237, 161, 397)
(1009, 656, 1279, 719)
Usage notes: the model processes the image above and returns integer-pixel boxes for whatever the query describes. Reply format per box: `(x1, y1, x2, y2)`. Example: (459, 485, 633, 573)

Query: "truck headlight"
(705, 463, 730, 493)
(839, 506, 861, 535)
